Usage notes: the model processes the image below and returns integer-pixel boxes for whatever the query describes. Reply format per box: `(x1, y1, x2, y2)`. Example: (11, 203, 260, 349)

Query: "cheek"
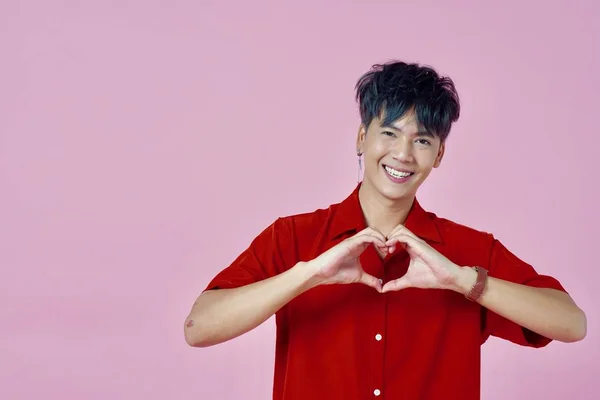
(366, 141, 390, 163)
(416, 149, 439, 166)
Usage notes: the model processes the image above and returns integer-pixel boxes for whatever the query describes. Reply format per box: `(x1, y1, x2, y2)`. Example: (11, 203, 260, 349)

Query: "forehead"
(389, 113, 421, 131)
(372, 111, 428, 135)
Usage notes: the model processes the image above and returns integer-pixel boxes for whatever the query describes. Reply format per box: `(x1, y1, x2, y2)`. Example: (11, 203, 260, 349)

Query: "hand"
(382, 225, 464, 293)
(308, 227, 387, 292)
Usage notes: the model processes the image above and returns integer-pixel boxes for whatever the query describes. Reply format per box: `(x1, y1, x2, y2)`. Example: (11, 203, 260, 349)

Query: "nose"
(391, 137, 415, 163)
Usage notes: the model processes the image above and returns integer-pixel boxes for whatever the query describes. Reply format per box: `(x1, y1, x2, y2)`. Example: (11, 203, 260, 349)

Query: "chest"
(285, 233, 483, 347)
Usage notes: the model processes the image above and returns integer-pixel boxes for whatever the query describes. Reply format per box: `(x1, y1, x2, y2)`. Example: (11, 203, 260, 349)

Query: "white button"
(375, 333, 382, 341)
(378, 279, 383, 285)
(374, 389, 381, 396)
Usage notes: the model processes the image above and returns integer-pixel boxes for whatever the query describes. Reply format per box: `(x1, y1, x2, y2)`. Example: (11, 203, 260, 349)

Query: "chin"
(375, 179, 416, 201)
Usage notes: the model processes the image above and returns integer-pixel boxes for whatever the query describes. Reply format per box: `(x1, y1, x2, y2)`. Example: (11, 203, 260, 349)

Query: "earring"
(357, 152, 363, 183)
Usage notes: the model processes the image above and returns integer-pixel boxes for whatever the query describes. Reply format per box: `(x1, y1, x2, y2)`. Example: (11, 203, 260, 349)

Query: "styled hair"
(355, 61, 460, 142)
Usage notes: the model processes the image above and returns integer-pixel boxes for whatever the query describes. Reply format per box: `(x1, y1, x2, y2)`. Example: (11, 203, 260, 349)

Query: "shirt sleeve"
(203, 217, 294, 291)
(481, 238, 567, 348)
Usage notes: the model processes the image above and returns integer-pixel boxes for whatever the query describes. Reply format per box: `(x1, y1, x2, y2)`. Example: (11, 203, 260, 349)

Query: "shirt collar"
(330, 183, 443, 243)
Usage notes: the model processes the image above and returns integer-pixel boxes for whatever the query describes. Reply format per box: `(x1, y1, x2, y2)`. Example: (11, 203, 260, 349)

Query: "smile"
(384, 165, 414, 179)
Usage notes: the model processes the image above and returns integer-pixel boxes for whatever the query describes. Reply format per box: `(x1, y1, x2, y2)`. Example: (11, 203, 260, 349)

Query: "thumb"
(359, 272, 383, 292)
(381, 277, 410, 293)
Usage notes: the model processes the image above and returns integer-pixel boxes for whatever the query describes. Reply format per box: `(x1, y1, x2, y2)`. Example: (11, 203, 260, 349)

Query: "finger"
(381, 277, 411, 293)
(388, 242, 397, 254)
(362, 227, 398, 253)
(367, 225, 386, 237)
(356, 226, 387, 242)
(388, 224, 420, 241)
(386, 224, 404, 239)
(351, 231, 387, 249)
(386, 237, 408, 251)
(359, 272, 383, 292)
(387, 237, 424, 258)
(385, 237, 410, 254)
(386, 232, 421, 248)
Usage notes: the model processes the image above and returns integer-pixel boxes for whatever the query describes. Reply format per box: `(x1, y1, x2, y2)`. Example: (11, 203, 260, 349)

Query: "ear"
(356, 125, 367, 155)
(433, 142, 445, 168)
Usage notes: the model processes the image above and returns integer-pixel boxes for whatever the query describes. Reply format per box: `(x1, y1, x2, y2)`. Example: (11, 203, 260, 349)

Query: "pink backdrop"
(1, 1, 598, 399)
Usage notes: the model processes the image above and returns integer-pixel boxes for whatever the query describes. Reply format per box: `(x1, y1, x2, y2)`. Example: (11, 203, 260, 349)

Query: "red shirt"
(205, 184, 566, 400)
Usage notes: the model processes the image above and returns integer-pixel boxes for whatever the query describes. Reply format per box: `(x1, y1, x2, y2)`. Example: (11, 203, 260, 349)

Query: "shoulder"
(429, 211, 495, 252)
(276, 201, 341, 234)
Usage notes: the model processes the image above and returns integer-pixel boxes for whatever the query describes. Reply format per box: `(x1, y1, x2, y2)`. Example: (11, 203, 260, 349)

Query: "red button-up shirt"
(205, 184, 566, 400)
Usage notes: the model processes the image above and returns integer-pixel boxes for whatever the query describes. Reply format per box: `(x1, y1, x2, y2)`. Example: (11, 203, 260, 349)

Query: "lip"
(383, 164, 414, 184)
(383, 165, 414, 174)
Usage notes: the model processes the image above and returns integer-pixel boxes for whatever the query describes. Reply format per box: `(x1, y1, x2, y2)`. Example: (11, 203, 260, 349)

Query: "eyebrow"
(381, 124, 436, 138)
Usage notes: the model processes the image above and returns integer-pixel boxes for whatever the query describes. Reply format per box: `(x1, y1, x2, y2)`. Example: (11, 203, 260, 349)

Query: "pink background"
(1, 1, 598, 399)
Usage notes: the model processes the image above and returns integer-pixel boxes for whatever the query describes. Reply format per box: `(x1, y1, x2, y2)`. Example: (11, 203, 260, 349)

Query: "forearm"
(185, 262, 317, 347)
(454, 267, 587, 343)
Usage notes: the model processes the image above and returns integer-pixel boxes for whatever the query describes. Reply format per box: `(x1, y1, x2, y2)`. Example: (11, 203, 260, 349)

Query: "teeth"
(385, 166, 413, 178)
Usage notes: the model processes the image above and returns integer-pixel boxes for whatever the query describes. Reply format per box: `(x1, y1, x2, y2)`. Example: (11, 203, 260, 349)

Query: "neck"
(357, 180, 415, 238)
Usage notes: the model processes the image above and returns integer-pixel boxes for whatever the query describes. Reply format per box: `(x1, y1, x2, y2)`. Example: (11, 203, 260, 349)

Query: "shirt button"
(374, 389, 381, 396)
(378, 279, 383, 285)
(375, 333, 382, 341)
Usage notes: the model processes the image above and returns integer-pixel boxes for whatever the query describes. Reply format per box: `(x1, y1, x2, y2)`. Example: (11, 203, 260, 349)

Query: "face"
(356, 110, 445, 202)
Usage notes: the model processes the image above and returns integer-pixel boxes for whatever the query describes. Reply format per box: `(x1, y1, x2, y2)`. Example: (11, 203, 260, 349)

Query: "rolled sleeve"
(482, 238, 567, 348)
(204, 217, 293, 291)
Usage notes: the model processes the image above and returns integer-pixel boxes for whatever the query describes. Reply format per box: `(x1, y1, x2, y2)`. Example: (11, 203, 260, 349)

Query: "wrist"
(291, 261, 323, 292)
(451, 266, 478, 295)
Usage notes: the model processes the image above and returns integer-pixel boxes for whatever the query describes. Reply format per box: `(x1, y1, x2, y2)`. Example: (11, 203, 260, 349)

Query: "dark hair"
(355, 61, 460, 142)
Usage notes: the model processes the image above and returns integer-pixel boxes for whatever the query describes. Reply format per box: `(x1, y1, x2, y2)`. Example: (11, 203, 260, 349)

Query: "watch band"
(465, 266, 488, 302)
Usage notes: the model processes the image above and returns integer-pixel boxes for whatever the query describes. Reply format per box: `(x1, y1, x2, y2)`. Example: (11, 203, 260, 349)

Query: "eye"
(381, 130, 396, 137)
(416, 138, 431, 145)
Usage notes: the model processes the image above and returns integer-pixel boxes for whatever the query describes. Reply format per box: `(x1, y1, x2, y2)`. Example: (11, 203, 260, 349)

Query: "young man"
(184, 61, 586, 400)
